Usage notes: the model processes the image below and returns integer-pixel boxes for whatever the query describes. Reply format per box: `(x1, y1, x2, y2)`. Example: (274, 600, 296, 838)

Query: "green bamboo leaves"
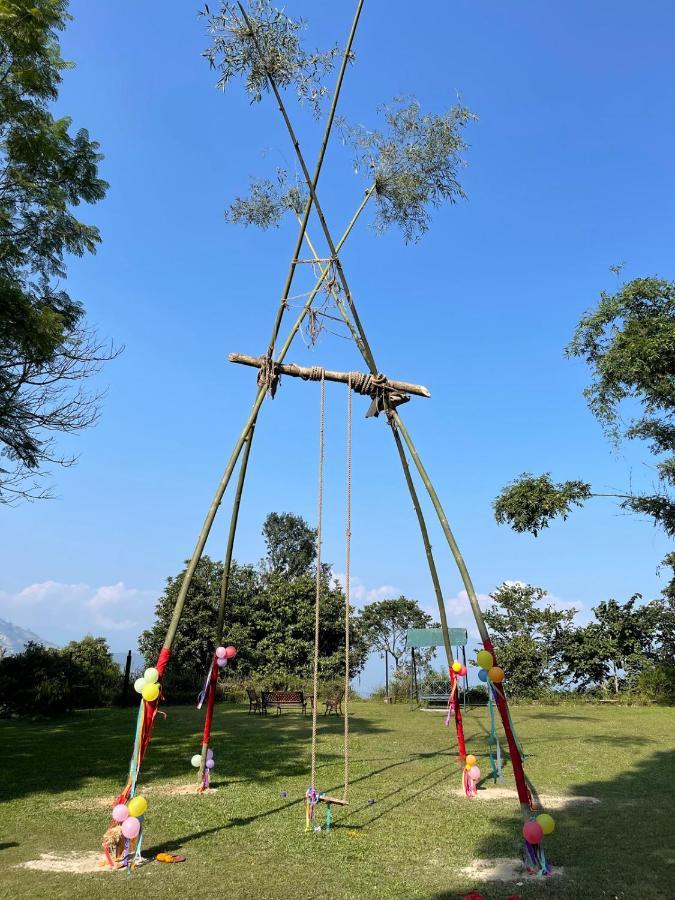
(203, 1, 339, 116)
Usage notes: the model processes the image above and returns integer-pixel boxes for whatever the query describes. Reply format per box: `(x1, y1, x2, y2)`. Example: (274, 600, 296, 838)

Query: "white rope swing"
(306, 373, 351, 831)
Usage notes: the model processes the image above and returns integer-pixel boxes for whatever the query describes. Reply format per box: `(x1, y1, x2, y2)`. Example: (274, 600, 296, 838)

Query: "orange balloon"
(465, 754, 477, 767)
(488, 666, 505, 683)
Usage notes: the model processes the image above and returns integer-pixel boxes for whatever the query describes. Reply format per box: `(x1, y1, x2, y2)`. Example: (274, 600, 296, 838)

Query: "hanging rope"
(343, 374, 352, 803)
(309, 373, 325, 793)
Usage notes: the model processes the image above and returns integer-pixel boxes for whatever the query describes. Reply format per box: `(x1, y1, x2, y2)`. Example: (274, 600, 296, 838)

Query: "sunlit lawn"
(1, 701, 673, 899)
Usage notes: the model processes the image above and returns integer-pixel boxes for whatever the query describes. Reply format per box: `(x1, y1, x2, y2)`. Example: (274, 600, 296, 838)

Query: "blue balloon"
(478, 669, 488, 682)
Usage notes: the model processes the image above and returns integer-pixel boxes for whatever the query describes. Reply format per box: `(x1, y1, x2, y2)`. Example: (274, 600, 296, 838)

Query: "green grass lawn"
(1, 701, 673, 899)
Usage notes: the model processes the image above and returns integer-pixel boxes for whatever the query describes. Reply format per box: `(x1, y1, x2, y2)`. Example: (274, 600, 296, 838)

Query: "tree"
(0, 635, 121, 715)
(0, 0, 115, 503)
(561, 596, 655, 694)
(358, 596, 432, 695)
(139, 513, 367, 690)
(261, 511, 316, 578)
(139, 556, 259, 693)
(247, 569, 365, 683)
(494, 277, 675, 592)
(482, 582, 575, 697)
(62, 634, 121, 706)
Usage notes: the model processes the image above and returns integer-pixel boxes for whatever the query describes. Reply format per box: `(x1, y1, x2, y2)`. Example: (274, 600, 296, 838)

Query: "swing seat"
(317, 795, 348, 806)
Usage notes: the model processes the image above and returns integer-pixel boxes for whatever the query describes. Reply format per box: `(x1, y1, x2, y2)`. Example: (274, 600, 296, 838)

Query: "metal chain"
(310, 373, 325, 791)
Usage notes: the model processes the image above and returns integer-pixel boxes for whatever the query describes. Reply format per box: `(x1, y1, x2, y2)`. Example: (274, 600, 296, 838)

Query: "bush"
(0, 637, 122, 716)
(635, 665, 675, 702)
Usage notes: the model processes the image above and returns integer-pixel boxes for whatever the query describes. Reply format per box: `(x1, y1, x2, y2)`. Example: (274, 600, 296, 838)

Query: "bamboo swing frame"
(112, 0, 535, 837)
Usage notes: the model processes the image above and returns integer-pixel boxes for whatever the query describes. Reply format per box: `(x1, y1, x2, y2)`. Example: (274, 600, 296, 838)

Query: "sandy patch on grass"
(18, 852, 111, 874)
(460, 857, 564, 881)
(58, 797, 112, 810)
(454, 787, 599, 807)
(57, 781, 214, 810)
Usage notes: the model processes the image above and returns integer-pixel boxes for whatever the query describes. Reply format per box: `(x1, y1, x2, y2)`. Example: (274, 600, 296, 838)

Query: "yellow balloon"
(465, 754, 477, 767)
(536, 813, 555, 835)
(142, 682, 160, 702)
(465, 763, 472, 771)
(452, 660, 462, 673)
(144, 667, 159, 684)
(476, 650, 494, 669)
(128, 795, 148, 818)
(488, 666, 505, 684)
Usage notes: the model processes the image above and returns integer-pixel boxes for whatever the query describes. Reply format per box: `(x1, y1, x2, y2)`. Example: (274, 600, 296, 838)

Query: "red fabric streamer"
(449, 666, 467, 759)
(201, 657, 218, 748)
(483, 638, 531, 809)
(156, 647, 172, 677)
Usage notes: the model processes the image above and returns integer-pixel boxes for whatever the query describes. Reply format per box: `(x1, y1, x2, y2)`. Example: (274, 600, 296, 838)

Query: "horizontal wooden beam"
(228, 353, 431, 399)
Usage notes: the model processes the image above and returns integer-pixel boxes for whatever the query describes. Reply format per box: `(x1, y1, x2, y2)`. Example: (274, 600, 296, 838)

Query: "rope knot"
(300, 365, 325, 382)
(256, 355, 280, 398)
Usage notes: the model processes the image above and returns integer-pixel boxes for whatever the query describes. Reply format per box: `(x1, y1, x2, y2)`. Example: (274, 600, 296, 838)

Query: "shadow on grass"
(443, 747, 675, 900)
(0, 704, 390, 803)
(216, 750, 456, 831)
(142, 825, 229, 858)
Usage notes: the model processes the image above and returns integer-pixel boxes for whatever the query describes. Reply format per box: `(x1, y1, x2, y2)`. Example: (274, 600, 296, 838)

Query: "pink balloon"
(121, 816, 141, 839)
(112, 804, 129, 823)
(459, 664, 467, 676)
(523, 820, 544, 844)
(217, 657, 227, 668)
(215, 647, 227, 658)
(468, 765, 481, 781)
(224, 645, 237, 659)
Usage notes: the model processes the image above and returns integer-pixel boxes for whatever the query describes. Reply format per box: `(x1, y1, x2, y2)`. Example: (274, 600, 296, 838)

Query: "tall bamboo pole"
(160, 192, 374, 653)
(240, 0, 366, 358)
(392, 412, 488, 641)
(238, 3, 377, 372)
(197, 426, 255, 787)
(297, 214, 462, 666)
(217, 425, 254, 641)
(296, 196, 530, 811)
(389, 422, 452, 667)
(390, 419, 467, 759)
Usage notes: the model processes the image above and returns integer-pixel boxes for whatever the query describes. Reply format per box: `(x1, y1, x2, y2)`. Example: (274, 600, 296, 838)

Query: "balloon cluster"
(464, 753, 480, 782)
(133, 667, 161, 702)
(451, 660, 468, 677)
(523, 812, 555, 844)
(476, 650, 504, 685)
(215, 645, 237, 668)
(111, 795, 148, 840)
(191, 748, 215, 770)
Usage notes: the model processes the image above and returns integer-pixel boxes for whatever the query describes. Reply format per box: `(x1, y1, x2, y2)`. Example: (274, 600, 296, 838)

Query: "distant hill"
(0, 619, 56, 655)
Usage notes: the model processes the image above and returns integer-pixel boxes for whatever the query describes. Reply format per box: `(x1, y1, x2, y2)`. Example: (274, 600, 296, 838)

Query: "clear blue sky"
(1, 1, 673, 692)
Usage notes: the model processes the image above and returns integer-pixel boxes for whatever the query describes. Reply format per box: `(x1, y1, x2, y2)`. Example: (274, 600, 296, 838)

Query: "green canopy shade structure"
(405, 627, 468, 650)
(406, 627, 469, 709)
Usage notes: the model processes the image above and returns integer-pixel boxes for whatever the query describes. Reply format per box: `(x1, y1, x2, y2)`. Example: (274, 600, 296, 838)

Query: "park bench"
(323, 689, 344, 716)
(246, 688, 264, 715)
(262, 690, 308, 715)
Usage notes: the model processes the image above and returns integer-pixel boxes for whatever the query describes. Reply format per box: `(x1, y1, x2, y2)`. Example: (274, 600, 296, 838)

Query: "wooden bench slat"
(317, 796, 348, 806)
